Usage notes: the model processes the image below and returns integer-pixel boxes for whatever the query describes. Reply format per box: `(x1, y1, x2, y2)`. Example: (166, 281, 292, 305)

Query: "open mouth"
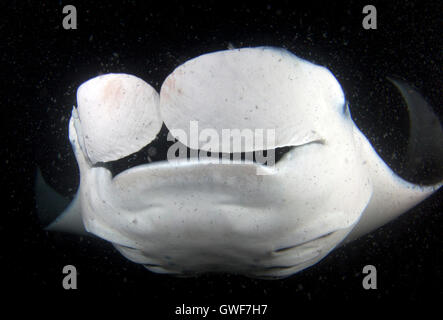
(102, 129, 293, 177)
(100, 122, 325, 177)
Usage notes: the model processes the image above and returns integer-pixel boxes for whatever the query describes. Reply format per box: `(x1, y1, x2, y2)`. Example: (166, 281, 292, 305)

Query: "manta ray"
(36, 47, 442, 279)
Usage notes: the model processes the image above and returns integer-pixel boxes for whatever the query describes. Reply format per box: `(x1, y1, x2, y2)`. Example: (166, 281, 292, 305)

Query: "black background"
(1, 0, 442, 314)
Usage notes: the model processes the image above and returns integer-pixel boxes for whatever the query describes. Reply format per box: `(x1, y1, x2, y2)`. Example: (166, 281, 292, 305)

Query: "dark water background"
(1, 0, 442, 314)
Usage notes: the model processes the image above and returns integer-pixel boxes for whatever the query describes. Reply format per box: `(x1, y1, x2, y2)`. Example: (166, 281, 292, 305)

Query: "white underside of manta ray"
(36, 47, 442, 279)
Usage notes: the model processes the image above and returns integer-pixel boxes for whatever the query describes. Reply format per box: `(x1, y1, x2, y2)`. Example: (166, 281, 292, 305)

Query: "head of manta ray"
(35, 46, 443, 279)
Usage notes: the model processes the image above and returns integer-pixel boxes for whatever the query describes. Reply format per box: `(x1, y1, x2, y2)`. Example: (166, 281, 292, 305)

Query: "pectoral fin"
(346, 79, 442, 241)
(35, 168, 86, 235)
